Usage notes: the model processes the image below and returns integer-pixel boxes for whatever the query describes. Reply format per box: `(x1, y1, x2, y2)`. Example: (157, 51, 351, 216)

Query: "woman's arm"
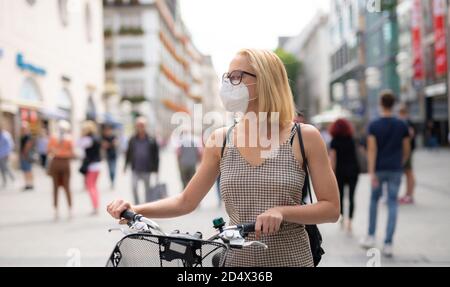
(367, 135, 378, 188)
(255, 125, 340, 238)
(107, 128, 226, 220)
(329, 148, 337, 172)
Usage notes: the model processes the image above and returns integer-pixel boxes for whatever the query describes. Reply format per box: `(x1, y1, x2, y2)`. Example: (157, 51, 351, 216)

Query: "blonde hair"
(82, 121, 97, 136)
(237, 48, 296, 126)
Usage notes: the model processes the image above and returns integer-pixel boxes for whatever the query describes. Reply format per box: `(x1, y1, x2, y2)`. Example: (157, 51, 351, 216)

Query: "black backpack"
(295, 123, 325, 267)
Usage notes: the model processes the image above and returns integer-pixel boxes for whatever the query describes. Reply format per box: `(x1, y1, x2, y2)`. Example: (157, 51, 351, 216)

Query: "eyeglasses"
(222, 70, 257, 86)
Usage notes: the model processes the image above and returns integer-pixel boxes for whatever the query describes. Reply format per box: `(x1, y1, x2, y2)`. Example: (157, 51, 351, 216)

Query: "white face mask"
(219, 80, 257, 113)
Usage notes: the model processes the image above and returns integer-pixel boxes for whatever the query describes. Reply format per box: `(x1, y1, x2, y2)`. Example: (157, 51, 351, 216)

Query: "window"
(20, 78, 41, 102)
(58, 0, 69, 26)
(120, 79, 144, 96)
(105, 46, 113, 61)
(120, 12, 141, 28)
(58, 88, 72, 111)
(86, 95, 97, 120)
(85, 3, 93, 42)
(104, 14, 114, 31)
(119, 45, 143, 62)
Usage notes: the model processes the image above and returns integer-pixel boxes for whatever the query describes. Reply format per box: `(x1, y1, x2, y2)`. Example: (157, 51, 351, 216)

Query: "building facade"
(103, 0, 215, 142)
(396, 0, 449, 146)
(280, 12, 331, 120)
(419, 0, 449, 145)
(329, 0, 368, 123)
(364, 0, 400, 120)
(0, 0, 105, 141)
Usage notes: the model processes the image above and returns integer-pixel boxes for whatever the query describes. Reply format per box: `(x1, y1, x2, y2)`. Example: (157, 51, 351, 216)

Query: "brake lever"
(130, 221, 149, 232)
(108, 227, 132, 235)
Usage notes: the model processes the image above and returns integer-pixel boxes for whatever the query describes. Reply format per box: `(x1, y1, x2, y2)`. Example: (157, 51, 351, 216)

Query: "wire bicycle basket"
(106, 232, 228, 267)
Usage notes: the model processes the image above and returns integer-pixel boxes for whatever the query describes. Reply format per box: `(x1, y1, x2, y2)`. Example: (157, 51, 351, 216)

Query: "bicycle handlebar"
(238, 222, 256, 234)
(120, 210, 140, 222)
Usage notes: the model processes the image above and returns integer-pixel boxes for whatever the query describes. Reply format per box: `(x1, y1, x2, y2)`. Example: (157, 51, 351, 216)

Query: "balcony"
(104, 0, 140, 6)
(105, 60, 115, 70)
(121, 95, 146, 104)
(118, 27, 144, 36)
(117, 61, 145, 69)
(104, 28, 113, 38)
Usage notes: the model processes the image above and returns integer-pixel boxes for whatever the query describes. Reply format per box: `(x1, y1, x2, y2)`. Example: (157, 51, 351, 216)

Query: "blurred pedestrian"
(293, 110, 306, 124)
(176, 130, 202, 189)
(361, 90, 411, 257)
(329, 118, 360, 233)
(124, 117, 160, 204)
(19, 122, 35, 191)
(319, 124, 332, 149)
(0, 123, 15, 188)
(398, 105, 416, 205)
(79, 121, 102, 215)
(48, 120, 74, 220)
(102, 125, 118, 190)
(425, 120, 439, 150)
(36, 129, 49, 168)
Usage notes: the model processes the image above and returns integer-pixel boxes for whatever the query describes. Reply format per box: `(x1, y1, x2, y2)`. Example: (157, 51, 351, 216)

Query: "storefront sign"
(16, 53, 46, 76)
(425, 83, 447, 97)
(412, 0, 424, 81)
(433, 0, 448, 77)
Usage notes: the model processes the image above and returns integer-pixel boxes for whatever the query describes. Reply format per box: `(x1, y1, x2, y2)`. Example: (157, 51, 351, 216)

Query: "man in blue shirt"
(360, 90, 411, 257)
(0, 123, 15, 188)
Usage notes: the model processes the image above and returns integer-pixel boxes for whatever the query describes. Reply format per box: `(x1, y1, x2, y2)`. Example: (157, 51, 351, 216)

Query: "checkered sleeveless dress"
(219, 124, 314, 267)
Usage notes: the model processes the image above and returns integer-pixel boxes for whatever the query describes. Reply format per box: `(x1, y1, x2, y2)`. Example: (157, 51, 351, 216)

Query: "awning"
(311, 105, 355, 125)
(41, 108, 70, 120)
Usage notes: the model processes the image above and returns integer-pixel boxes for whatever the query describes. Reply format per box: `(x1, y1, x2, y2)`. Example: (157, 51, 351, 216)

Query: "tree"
(274, 48, 301, 101)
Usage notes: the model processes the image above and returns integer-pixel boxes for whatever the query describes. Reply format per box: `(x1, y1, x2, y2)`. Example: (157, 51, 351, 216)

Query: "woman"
(48, 120, 74, 220)
(79, 121, 102, 215)
(36, 129, 49, 169)
(101, 125, 118, 190)
(19, 122, 34, 191)
(107, 49, 340, 267)
(329, 119, 360, 233)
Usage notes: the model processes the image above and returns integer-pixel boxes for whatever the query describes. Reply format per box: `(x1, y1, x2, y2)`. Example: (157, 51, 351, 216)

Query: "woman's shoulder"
(298, 124, 321, 141)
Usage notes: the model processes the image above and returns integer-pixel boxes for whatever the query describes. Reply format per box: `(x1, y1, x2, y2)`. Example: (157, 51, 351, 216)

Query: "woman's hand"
(255, 208, 284, 240)
(106, 199, 134, 223)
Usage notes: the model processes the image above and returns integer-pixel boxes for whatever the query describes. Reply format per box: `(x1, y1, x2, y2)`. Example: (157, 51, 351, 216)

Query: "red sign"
(412, 0, 424, 81)
(433, 0, 448, 77)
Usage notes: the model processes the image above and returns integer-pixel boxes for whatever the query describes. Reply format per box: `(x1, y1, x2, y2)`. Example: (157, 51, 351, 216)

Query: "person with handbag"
(329, 118, 360, 233)
(124, 117, 160, 204)
(79, 121, 102, 216)
(176, 130, 202, 189)
(48, 120, 74, 220)
(108, 49, 340, 267)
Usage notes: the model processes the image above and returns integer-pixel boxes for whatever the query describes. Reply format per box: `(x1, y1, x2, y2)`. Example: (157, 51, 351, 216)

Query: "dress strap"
(221, 122, 237, 158)
(289, 123, 298, 146)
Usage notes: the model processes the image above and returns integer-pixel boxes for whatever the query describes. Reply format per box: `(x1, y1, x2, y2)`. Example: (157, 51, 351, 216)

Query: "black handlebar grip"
(241, 222, 256, 233)
(120, 210, 137, 221)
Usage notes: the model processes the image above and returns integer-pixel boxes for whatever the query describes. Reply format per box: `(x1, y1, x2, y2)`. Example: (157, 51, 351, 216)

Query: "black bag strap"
(221, 122, 237, 159)
(295, 123, 314, 204)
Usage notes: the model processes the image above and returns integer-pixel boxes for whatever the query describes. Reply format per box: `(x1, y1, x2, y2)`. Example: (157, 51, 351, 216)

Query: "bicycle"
(106, 210, 268, 267)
